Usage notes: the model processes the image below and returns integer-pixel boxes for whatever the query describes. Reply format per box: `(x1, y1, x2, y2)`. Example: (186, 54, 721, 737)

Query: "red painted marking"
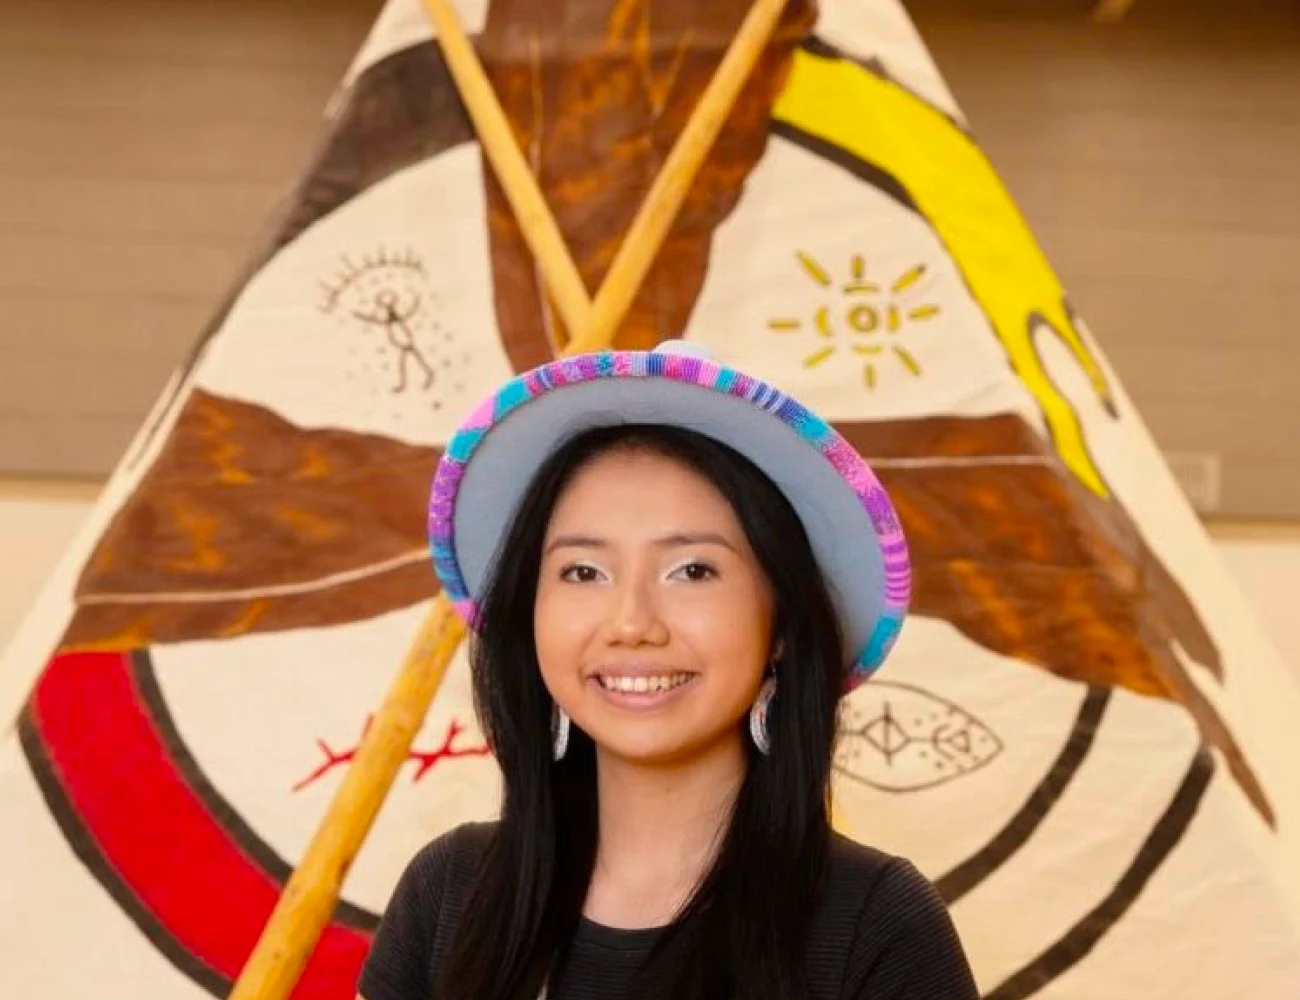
(295, 714, 492, 792)
(31, 650, 370, 998)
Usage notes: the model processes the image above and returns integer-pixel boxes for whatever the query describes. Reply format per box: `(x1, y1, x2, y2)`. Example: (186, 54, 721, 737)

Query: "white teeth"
(599, 673, 690, 694)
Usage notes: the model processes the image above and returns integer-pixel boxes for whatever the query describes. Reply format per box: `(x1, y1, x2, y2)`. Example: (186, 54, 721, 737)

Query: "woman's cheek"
(668, 584, 768, 646)
(535, 587, 601, 665)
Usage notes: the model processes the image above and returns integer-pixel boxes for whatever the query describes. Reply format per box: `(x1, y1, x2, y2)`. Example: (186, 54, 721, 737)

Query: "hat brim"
(428, 351, 909, 685)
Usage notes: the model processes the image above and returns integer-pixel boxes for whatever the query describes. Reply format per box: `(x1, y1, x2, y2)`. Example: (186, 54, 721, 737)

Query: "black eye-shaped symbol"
(834, 681, 1003, 793)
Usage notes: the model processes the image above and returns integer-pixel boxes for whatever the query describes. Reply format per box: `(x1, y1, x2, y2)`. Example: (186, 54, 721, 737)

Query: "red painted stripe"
(31, 650, 371, 999)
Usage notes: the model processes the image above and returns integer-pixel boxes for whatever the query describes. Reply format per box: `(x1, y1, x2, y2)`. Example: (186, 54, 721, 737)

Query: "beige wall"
(0, 0, 383, 477)
(0, 480, 99, 657)
(1212, 527, 1300, 680)
(905, 0, 1300, 517)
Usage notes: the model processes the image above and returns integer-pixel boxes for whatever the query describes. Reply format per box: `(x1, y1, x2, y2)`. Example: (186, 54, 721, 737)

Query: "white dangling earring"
(749, 676, 778, 756)
(551, 702, 571, 761)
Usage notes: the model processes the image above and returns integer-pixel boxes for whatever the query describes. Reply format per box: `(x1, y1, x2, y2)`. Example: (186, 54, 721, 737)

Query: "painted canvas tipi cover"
(4, 1, 1300, 997)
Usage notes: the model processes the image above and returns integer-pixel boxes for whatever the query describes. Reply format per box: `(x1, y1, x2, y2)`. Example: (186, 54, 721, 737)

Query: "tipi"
(3, 1, 1300, 997)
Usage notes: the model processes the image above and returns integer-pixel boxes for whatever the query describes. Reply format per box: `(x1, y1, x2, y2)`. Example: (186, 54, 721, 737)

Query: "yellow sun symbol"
(767, 252, 941, 389)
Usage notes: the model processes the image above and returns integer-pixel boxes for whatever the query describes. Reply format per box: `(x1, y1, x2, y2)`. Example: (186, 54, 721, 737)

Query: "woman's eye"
(673, 561, 718, 582)
(560, 564, 602, 583)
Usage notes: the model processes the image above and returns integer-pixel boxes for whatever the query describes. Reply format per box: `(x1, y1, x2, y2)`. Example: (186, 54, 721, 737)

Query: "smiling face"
(534, 446, 777, 767)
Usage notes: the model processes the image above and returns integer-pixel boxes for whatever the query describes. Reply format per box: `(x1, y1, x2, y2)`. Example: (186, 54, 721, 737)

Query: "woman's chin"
(585, 719, 745, 770)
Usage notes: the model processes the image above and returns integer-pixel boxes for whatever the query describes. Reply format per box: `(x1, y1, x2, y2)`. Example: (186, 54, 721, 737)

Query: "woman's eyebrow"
(544, 531, 738, 554)
(544, 533, 608, 554)
(654, 531, 737, 552)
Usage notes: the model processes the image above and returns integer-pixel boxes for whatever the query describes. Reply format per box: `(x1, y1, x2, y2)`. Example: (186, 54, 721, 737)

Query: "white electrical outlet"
(1163, 451, 1223, 514)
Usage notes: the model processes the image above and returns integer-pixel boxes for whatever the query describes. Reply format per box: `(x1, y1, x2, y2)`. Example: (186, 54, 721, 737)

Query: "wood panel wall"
(905, 0, 1300, 517)
(0, 0, 383, 477)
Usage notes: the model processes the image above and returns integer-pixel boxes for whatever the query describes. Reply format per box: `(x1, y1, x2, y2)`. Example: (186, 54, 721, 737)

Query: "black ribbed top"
(359, 822, 979, 1000)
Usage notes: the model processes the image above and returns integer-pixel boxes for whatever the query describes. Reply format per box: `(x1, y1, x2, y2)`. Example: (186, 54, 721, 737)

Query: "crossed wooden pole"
(227, 1, 790, 997)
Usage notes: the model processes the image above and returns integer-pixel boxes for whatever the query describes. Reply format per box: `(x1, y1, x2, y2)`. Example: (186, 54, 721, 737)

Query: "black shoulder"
(828, 831, 902, 877)
(825, 834, 954, 925)
(408, 819, 496, 886)
(821, 831, 903, 907)
(828, 837, 980, 1000)
(358, 821, 498, 1000)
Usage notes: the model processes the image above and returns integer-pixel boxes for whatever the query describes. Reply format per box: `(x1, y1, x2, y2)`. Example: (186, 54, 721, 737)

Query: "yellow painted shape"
(891, 263, 926, 294)
(894, 344, 922, 376)
(798, 250, 832, 287)
(773, 49, 1116, 496)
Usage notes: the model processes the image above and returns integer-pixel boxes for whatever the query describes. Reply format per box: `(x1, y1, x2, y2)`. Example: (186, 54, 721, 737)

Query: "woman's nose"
(605, 577, 668, 646)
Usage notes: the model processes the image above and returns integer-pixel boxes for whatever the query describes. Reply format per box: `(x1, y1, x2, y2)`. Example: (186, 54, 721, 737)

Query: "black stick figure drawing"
(350, 289, 436, 394)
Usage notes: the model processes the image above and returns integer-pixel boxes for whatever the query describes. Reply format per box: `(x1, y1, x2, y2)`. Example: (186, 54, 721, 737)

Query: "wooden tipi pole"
(227, 2, 789, 998)
(567, 0, 794, 355)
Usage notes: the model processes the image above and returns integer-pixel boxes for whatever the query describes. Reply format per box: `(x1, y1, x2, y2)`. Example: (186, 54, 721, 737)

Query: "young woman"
(358, 342, 979, 1000)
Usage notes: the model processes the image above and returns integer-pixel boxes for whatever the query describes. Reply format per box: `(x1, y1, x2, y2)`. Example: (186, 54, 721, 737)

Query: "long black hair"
(439, 423, 847, 1000)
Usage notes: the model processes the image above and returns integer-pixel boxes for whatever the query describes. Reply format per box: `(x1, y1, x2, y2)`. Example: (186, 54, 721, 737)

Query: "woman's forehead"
(545, 449, 745, 539)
